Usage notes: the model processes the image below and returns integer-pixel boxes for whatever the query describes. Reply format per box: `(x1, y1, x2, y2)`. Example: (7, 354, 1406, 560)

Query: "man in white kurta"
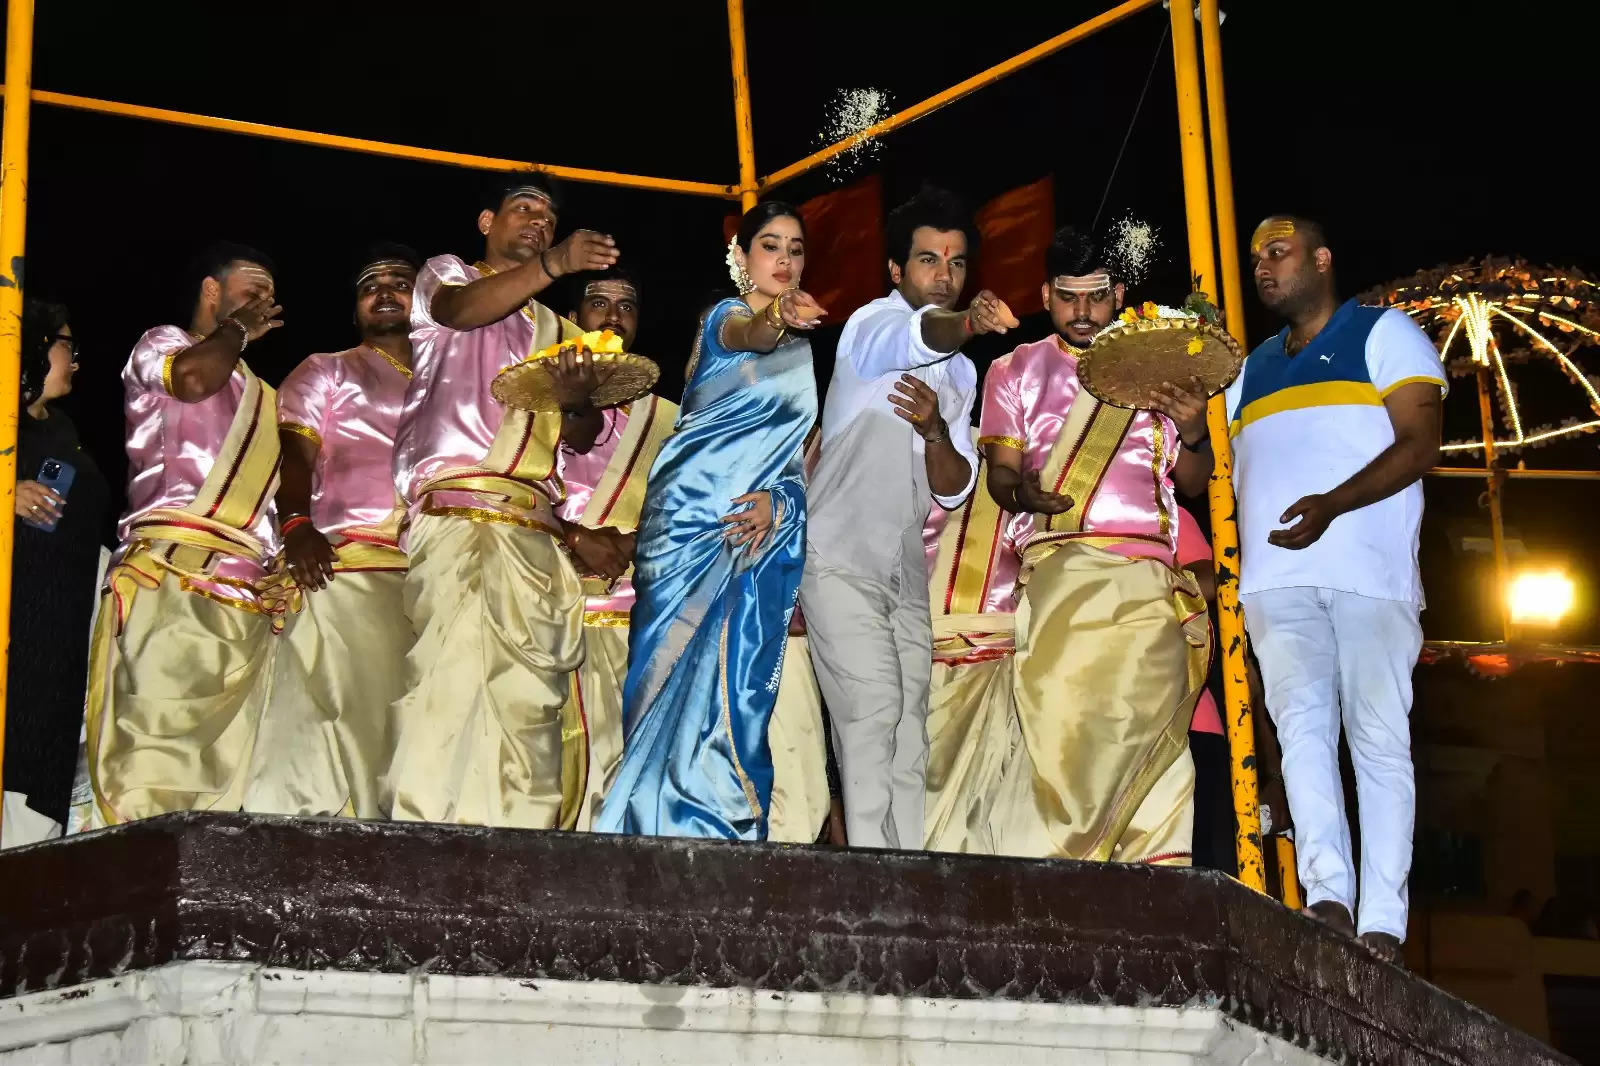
(801, 189, 1014, 849)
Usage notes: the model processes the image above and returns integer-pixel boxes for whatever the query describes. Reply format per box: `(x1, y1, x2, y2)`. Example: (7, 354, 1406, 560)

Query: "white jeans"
(1242, 587, 1422, 939)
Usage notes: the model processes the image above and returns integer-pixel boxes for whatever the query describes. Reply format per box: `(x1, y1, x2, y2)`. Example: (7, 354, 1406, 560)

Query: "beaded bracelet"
(221, 316, 250, 351)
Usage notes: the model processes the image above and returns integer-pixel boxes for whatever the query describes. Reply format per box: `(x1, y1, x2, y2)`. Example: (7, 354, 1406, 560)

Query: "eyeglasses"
(51, 334, 80, 359)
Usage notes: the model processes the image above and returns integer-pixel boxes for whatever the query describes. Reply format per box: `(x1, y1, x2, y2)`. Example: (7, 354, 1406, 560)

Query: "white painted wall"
(0, 962, 1329, 1065)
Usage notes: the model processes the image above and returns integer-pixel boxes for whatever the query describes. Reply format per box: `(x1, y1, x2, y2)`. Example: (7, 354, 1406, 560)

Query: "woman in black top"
(4, 298, 111, 844)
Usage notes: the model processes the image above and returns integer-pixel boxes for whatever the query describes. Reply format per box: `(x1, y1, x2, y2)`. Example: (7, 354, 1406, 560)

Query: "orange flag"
(974, 177, 1055, 314)
(723, 175, 886, 322)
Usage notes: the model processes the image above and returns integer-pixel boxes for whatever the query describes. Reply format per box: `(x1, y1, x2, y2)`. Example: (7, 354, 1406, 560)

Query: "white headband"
(356, 260, 415, 288)
(1052, 272, 1113, 293)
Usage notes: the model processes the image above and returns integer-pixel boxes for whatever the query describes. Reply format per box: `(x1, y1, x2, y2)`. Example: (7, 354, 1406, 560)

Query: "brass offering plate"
(1078, 317, 1244, 409)
(490, 330, 661, 413)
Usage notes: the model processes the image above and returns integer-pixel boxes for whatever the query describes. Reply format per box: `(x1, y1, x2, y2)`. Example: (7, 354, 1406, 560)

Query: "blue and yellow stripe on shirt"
(1229, 300, 1396, 438)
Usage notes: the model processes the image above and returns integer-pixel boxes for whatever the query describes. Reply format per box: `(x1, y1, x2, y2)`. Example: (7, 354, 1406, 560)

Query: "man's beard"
(1057, 319, 1101, 347)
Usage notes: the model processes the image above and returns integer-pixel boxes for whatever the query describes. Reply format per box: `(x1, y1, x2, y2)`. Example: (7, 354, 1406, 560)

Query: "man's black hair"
(482, 173, 562, 215)
(886, 186, 979, 269)
(185, 241, 274, 317)
(1044, 226, 1109, 281)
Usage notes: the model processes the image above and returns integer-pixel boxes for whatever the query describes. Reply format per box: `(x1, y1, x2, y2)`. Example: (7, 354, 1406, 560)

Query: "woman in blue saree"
(596, 202, 828, 840)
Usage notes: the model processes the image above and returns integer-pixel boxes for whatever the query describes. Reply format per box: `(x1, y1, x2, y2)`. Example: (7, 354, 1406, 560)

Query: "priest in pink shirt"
(553, 267, 670, 830)
(243, 245, 421, 820)
(88, 243, 286, 825)
(384, 177, 623, 830)
(976, 226, 1213, 865)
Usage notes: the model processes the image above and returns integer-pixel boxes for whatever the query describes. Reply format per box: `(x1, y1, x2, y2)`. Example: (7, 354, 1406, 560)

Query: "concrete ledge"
(0, 962, 1332, 1065)
(0, 813, 1572, 1065)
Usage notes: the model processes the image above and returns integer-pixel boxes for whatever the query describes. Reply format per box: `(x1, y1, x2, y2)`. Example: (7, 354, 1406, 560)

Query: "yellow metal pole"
(725, 0, 759, 211)
(1277, 837, 1304, 910)
(0, 86, 738, 200)
(1475, 366, 1512, 641)
(0, 0, 38, 841)
(1431, 467, 1600, 481)
(1197, 0, 1245, 341)
(759, 0, 1160, 192)
(1170, 0, 1266, 894)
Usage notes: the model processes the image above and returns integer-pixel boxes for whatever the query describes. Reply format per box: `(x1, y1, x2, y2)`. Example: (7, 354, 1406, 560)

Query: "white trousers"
(801, 555, 931, 850)
(1242, 586, 1422, 940)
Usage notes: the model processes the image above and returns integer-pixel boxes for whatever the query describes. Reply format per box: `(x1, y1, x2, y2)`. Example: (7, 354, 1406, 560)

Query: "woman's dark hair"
(734, 200, 806, 251)
(886, 186, 978, 269)
(19, 297, 70, 404)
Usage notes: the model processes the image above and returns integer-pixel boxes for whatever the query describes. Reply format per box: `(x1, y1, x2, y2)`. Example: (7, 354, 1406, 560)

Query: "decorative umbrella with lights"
(1365, 259, 1600, 457)
(1364, 259, 1600, 659)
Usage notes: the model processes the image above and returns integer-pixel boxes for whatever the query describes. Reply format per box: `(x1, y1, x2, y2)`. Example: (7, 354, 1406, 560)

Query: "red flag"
(798, 175, 884, 322)
(974, 177, 1054, 315)
(722, 176, 886, 322)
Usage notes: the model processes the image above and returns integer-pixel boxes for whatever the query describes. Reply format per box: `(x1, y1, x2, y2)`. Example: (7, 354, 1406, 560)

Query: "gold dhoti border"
(383, 511, 584, 829)
(564, 623, 627, 831)
(242, 569, 410, 819)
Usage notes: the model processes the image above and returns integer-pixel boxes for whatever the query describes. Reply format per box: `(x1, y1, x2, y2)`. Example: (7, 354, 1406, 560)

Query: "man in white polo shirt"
(801, 187, 1016, 850)
(1222, 214, 1445, 964)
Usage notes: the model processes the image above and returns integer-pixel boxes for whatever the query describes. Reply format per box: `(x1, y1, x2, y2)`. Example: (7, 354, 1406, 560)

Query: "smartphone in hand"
(27, 457, 76, 532)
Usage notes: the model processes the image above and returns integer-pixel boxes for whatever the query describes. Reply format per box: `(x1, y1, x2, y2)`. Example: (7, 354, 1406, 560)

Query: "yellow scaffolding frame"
(0, 0, 1266, 890)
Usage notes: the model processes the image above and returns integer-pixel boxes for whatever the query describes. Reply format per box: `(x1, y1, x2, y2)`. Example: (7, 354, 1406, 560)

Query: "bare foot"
(1359, 931, 1404, 967)
(1302, 900, 1356, 938)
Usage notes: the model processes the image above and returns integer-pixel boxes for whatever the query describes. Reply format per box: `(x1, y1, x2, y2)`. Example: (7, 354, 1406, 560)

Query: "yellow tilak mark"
(1250, 219, 1295, 255)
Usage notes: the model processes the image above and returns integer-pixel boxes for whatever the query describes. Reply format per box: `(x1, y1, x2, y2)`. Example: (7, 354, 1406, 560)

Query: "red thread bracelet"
(281, 515, 312, 536)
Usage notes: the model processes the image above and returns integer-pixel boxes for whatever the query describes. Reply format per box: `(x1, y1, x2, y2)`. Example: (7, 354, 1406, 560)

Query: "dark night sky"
(6, 0, 1599, 640)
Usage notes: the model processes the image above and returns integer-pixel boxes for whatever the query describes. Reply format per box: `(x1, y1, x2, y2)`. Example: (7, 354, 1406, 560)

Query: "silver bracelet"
(221, 316, 250, 351)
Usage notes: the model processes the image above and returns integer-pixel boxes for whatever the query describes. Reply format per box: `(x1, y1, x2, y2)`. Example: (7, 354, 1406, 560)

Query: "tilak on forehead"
(505, 184, 556, 207)
(1250, 218, 1295, 255)
(584, 278, 637, 301)
(356, 259, 416, 288)
(1052, 271, 1113, 294)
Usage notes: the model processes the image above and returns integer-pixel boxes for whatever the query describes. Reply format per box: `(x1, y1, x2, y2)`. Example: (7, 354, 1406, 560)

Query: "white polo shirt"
(1224, 300, 1447, 605)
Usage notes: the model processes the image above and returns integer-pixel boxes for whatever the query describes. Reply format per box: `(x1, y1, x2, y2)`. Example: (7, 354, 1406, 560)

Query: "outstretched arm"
(432, 231, 619, 330)
(721, 289, 828, 354)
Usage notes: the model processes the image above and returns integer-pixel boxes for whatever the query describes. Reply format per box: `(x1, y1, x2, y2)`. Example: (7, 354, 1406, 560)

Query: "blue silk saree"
(595, 299, 816, 839)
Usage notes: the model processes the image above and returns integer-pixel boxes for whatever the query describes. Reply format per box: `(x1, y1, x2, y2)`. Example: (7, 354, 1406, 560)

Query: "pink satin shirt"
(980, 335, 1180, 564)
(119, 325, 278, 584)
(393, 254, 564, 521)
(277, 345, 411, 539)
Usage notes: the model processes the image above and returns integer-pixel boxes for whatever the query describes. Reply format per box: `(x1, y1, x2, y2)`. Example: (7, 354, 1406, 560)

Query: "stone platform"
(0, 814, 1572, 1064)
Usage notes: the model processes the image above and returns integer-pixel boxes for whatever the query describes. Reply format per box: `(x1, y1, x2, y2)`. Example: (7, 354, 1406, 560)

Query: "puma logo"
(1319, 353, 1333, 363)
